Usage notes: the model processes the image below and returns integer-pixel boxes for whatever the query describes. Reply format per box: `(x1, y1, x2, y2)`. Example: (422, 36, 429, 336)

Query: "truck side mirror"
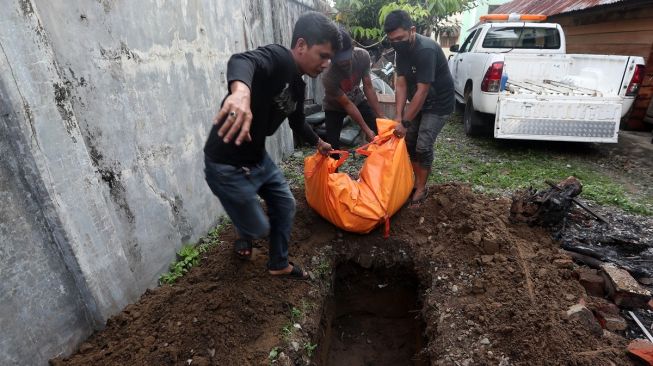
(449, 44, 460, 53)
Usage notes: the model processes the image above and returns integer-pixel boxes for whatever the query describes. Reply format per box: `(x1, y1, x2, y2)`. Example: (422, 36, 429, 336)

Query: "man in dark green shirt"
(204, 12, 339, 279)
(384, 10, 454, 206)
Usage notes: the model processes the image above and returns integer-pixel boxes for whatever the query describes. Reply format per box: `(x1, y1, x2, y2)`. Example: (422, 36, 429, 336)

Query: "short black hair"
(292, 11, 342, 51)
(383, 10, 413, 33)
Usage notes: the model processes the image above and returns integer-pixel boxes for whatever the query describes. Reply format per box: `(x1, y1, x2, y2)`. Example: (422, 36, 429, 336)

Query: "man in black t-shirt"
(384, 10, 454, 207)
(204, 12, 340, 280)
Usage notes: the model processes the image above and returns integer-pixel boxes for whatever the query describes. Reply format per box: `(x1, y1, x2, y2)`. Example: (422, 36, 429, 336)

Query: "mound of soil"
(51, 184, 637, 366)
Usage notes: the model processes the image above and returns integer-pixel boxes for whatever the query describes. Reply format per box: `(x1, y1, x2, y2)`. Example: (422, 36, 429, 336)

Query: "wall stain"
(52, 81, 78, 143)
(171, 195, 192, 243)
(100, 42, 141, 63)
(97, 0, 113, 13)
(18, 0, 35, 17)
(97, 167, 135, 225)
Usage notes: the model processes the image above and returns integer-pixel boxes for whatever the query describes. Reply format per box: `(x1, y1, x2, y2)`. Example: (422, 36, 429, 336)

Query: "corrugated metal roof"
(492, 0, 629, 16)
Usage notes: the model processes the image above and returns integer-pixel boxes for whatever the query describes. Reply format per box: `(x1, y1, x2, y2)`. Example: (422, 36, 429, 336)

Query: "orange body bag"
(304, 119, 414, 237)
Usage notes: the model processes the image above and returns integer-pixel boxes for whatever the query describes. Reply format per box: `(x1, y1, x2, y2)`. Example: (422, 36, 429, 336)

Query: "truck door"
(451, 29, 480, 98)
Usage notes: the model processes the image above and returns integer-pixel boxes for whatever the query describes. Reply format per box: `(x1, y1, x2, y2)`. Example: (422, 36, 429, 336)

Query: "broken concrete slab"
(601, 264, 652, 308)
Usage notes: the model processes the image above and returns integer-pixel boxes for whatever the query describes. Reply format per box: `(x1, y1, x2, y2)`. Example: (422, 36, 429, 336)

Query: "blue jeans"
(204, 153, 296, 270)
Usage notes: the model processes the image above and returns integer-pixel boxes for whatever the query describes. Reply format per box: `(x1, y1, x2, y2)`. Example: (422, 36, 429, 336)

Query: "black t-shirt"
(204, 44, 319, 166)
(396, 34, 454, 116)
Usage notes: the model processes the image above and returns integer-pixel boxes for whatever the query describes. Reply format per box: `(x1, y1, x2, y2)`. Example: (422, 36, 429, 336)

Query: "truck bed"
(506, 79, 602, 97)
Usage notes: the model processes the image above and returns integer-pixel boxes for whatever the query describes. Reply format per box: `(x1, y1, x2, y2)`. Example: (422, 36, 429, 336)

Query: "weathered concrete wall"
(0, 0, 327, 364)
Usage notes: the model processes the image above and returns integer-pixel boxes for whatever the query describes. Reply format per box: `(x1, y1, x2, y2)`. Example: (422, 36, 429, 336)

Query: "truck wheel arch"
(464, 80, 473, 99)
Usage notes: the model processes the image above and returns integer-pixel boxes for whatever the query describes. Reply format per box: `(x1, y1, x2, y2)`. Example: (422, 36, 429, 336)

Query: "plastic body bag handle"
(355, 132, 397, 156)
(328, 150, 350, 169)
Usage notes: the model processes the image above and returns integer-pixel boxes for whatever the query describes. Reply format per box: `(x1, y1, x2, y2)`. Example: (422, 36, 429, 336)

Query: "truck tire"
(463, 94, 485, 136)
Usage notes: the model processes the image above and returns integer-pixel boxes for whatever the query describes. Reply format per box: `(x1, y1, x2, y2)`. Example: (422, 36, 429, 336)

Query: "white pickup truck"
(448, 15, 646, 142)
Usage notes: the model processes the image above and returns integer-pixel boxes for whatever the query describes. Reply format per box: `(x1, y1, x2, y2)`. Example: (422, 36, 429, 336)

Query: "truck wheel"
(463, 94, 484, 136)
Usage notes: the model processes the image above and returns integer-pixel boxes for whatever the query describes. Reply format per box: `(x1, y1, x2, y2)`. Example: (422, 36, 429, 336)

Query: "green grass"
(432, 115, 653, 215)
(158, 216, 230, 285)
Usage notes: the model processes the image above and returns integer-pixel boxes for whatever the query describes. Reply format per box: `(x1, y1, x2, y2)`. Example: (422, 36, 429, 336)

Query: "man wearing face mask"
(384, 10, 454, 207)
(321, 28, 385, 148)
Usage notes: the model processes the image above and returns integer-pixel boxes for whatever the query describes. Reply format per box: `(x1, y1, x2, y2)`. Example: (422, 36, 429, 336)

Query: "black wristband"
(401, 120, 411, 128)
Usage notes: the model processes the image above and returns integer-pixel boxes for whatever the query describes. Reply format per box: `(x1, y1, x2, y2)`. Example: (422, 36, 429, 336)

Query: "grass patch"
(158, 216, 230, 285)
(433, 115, 653, 215)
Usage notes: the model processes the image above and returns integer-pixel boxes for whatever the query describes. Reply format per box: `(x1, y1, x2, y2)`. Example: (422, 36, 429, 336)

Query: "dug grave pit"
(316, 261, 430, 366)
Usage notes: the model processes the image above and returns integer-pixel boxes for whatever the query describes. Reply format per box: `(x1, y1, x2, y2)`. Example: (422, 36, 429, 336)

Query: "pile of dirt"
(52, 184, 638, 366)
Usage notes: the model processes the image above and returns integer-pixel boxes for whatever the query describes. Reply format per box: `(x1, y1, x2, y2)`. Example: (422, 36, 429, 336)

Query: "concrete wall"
(0, 0, 326, 364)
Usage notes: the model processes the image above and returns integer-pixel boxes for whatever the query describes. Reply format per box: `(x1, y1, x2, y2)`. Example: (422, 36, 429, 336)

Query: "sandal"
(234, 238, 252, 260)
(270, 262, 310, 281)
(408, 187, 430, 207)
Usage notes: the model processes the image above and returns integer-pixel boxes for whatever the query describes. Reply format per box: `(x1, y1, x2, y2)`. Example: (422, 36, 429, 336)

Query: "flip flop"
(233, 238, 252, 260)
(408, 187, 430, 208)
(270, 262, 310, 281)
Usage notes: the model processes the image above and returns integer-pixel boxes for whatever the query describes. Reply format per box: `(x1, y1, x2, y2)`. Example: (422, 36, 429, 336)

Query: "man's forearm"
(363, 84, 384, 118)
(343, 101, 373, 135)
(395, 88, 407, 121)
(403, 89, 427, 121)
(337, 95, 373, 136)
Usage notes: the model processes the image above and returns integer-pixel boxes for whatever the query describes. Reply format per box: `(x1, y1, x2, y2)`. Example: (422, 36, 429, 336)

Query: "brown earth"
(51, 184, 638, 366)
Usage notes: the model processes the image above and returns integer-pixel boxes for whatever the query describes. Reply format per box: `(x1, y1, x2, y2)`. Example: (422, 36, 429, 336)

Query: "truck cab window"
(482, 27, 561, 49)
(459, 30, 478, 53)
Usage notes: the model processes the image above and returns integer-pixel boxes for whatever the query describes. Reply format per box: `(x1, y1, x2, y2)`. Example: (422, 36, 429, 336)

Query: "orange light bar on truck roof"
(480, 13, 547, 22)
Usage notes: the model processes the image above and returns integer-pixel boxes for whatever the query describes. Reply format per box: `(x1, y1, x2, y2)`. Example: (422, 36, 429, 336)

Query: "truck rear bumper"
(495, 96, 622, 143)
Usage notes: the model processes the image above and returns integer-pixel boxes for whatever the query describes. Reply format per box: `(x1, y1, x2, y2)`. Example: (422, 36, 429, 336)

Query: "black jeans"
(324, 100, 377, 150)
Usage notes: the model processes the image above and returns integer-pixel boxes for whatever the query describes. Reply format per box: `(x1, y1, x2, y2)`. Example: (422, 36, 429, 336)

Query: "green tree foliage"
(334, 0, 477, 43)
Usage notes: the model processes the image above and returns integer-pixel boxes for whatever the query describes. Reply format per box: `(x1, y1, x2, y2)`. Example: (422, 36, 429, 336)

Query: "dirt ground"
(587, 130, 653, 202)
(51, 183, 644, 366)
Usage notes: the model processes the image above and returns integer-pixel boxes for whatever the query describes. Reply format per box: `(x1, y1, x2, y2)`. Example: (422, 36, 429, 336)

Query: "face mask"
(391, 39, 411, 54)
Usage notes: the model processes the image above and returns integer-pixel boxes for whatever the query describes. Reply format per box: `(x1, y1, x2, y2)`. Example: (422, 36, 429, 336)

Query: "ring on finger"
(229, 111, 237, 118)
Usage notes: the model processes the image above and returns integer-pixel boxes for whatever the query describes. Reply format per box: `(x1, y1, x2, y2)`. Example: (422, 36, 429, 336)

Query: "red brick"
(575, 268, 606, 297)
(601, 314, 627, 332)
(627, 339, 653, 365)
(594, 302, 621, 316)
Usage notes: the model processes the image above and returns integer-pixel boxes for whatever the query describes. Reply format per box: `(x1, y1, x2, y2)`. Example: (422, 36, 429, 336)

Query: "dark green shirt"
(396, 34, 454, 115)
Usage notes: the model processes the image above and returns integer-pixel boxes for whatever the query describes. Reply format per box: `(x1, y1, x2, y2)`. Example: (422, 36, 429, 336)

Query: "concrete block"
(340, 125, 361, 146)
